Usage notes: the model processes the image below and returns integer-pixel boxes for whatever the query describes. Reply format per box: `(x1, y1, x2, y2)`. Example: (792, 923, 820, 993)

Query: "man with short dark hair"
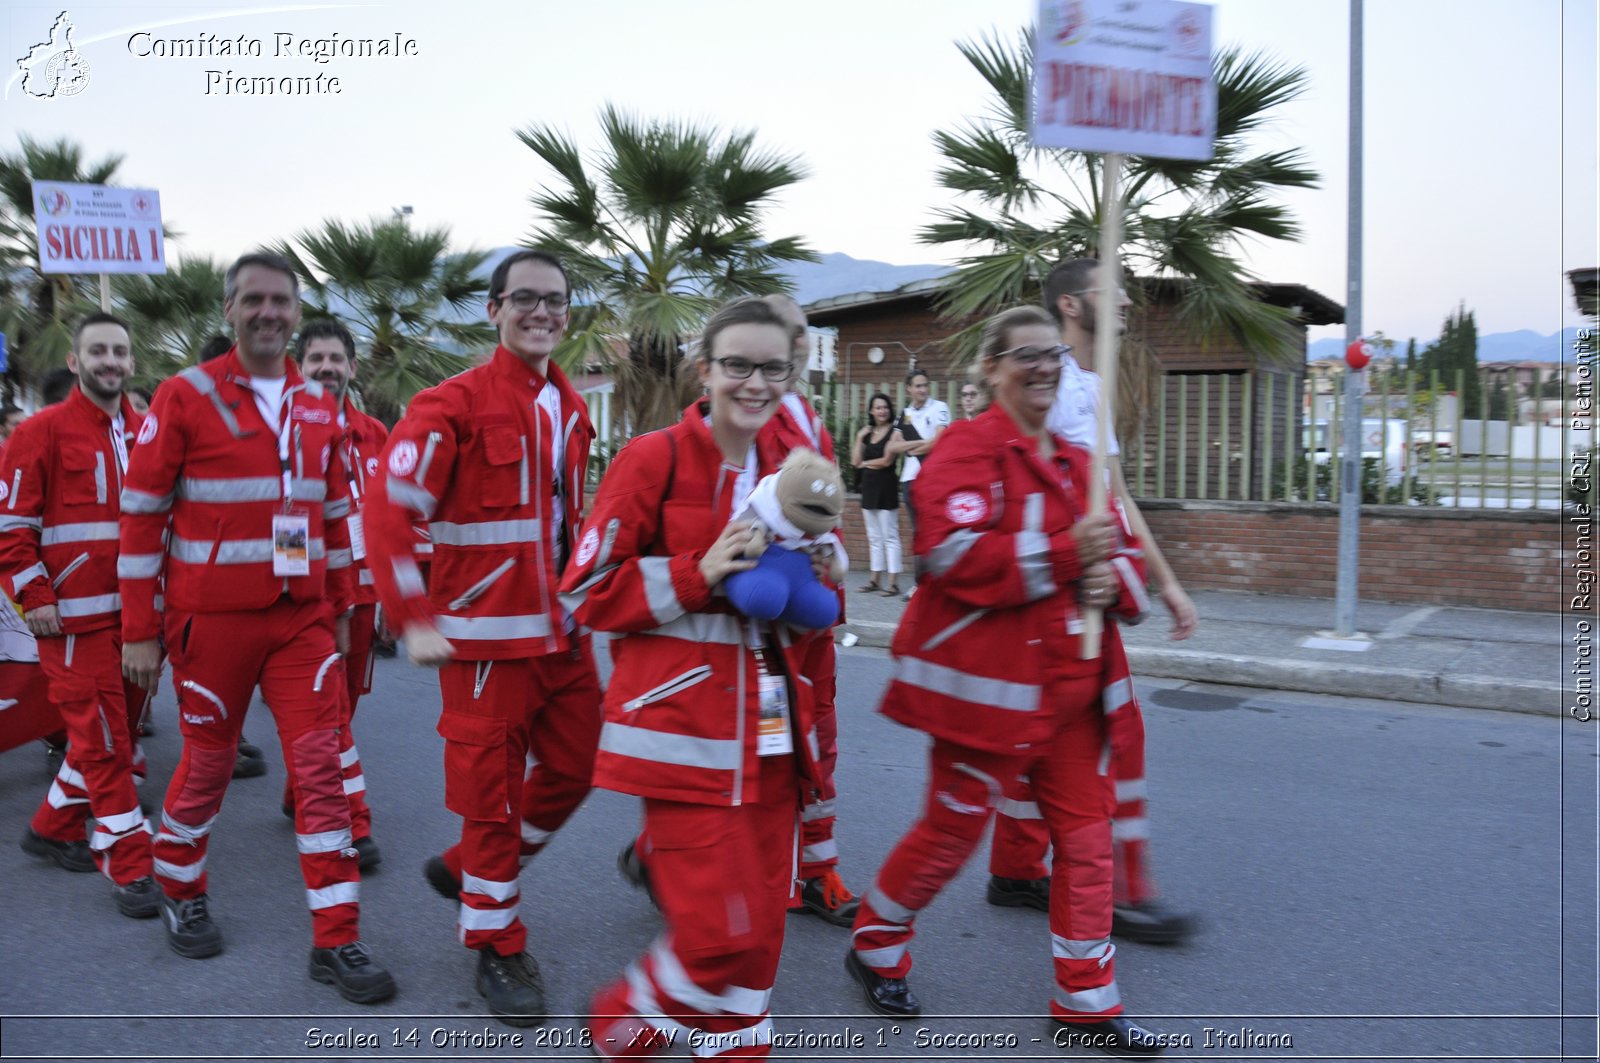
(0, 405, 25, 445)
(289, 318, 386, 869)
(366, 248, 599, 1026)
(0, 313, 157, 916)
(120, 252, 394, 1002)
(986, 257, 1197, 945)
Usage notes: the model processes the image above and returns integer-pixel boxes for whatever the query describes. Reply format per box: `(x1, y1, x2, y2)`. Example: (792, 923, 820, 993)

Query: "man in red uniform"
(120, 252, 395, 1003)
(366, 249, 599, 1027)
(0, 312, 157, 916)
(286, 319, 386, 869)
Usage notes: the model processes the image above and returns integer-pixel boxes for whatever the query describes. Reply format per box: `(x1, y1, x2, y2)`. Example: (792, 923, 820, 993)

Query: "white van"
(1306, 418, 1408, 487)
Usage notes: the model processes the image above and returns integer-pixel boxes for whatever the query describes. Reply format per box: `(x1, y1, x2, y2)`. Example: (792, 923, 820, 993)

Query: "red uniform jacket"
(559, 402, 822, 807)
(337, 397, 390, 607)
(365, 346, 594, 660)
(118, 350, 355, 642)
(0, 387, 141, 633)
(880, 403, 1149, 755)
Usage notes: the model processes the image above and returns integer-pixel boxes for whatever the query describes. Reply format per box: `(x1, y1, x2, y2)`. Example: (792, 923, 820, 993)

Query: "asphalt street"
(0, 643, 1594, 1063)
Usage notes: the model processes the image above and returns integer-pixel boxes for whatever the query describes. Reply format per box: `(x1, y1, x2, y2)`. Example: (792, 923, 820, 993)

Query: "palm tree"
(922, 31, 1320, 434)
(114, 255, 227, 386)
(519, 105, 818, 432)
(0, 136, 125, 397)
(273, 216, 494, 424)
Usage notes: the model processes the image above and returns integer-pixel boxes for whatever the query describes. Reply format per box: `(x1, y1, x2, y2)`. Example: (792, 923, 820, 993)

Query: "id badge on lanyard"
(755, 651, 793, 757)
(270, 409, 311, 577)
(345, 440, 366, 562)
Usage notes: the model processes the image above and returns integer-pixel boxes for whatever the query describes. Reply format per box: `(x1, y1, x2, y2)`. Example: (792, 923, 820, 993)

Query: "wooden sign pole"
(1082, 150, 1125, 660)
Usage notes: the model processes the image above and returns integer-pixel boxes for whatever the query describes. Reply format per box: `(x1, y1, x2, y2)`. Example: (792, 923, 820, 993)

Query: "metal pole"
(1334, 0, 1363, 638)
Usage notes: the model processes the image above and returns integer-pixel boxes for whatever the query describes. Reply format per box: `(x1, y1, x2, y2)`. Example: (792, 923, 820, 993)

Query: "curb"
(839, 622, 1565, 717)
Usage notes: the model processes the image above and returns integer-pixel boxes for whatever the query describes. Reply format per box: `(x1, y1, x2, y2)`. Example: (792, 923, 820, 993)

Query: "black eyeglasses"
(497, 289, 569, 313)
(712, 357, 795, 382)
(996, 344, 1068, 369)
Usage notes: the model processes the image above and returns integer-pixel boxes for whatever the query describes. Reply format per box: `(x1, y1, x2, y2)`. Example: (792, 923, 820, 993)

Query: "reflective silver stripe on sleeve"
(1110, 554, 1151, 620)
(641, 612, 745, 646)
(864, 885, 918, 924)
(42, 521, 122, 545)
(323, 497, 351, 520)
(391, 557, 426, 597)
(1055, 982, 1121, 1014)
(118, 553, 164, 579)
(0, 514, 43, 532)
(306, 882, 360, 909)
(1103, 677, 1134, 714)
(57, 593, 121, 617)
(177, 365, 245, 439)
(120, 488, 174, 514)
(385, 477, 438, 518)
(11, 562, 47, 594)
(638, 556, 684, 626)
(415, 431, 442, 486)
(597, 721, 740, 770)
(326, 548, 353, 570)
(997, 798, 1042, 820)
(892, 656, 1039, 713)
(920, 528, 981, 579)
(296, 828, 354, 855)
(178, 476, 327, 504)
(430, 518, 543, 547)
(169, 536, 326, 564)
(434, 614, 553, 641)
(1052, 935, 1114, 962)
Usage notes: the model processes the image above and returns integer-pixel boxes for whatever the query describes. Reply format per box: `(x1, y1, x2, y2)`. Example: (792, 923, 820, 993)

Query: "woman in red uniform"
(845, 306, 1168, 1058)
(562, 297, 825, 1060)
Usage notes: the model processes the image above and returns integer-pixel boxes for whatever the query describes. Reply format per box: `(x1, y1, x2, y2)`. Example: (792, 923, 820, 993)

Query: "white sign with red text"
(33, 180, 166, 275)
(1031, 0, 1215, 161)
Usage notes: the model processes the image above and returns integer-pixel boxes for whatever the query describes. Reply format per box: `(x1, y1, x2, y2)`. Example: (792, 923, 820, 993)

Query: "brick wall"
(836, 496, 1564, 612)
(1139, 499, 1563, 612)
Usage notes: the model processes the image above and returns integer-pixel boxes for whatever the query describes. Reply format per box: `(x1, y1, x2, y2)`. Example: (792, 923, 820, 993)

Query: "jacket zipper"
(622, 666, 713, 712)
(448, 558, 515, 611)
(52, 551, 91, 589)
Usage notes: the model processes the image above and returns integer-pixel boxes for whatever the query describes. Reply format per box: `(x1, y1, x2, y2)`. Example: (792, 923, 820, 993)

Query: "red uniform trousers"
(152, 600, 360, 948)
(39, 675, 147, 779)
(433, 638, 601, 956)
(283, 602, 378, 840)
(28, 628, 153, 885)
(990, 698, 1154, 906)
(592, 753, 798, 1061)
(852, 674, 1125, 1021)
(797, 635, 840, 880)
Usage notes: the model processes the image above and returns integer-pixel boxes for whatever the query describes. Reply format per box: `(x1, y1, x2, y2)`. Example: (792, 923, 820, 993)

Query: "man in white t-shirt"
(986, 257, 1199, 946)
(889, 369, 950, 587)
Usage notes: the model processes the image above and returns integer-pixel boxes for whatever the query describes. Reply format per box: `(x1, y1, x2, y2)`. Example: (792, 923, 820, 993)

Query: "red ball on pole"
(1344, 339, 1373, 370)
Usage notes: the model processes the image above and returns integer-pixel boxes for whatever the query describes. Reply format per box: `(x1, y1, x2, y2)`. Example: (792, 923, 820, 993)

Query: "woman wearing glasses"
(562, 297, 824, 1060)
(850, 392, 904, 596)
(845, 306, 1169, 1058)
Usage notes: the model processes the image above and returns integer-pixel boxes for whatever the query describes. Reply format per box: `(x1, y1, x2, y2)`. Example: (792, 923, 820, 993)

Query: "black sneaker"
(1112, 901, 1196, 945)
(112, 876, 161, 919)
(987, 874, 1050, 911)
(354, 836, 383, 871)
(616, 841, 659, 908)
(423, 856, 460, 901)
(309, 940, 397, 1004)
(160, 893, 223, 958)
(792, 869, 860, 926)
(233, 738, 266, 780)
(20, 828, 96, 873)
(42, 740, 65, 779)
(475, 948, 546, 1027)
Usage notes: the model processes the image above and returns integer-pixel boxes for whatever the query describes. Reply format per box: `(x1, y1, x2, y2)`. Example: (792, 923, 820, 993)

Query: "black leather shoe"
(987, 874, 1050, 911)
(423, 856, 460, 901)
(233, 738, 266, 780)
(845, 950, 921, 1017)
(21, 828, 96, 873)
(112, 876, 161, 918)
(354, 836, 382, 871)
(1053, 1017, 1167, 1058)
(476, 948, 546, 1027)
(310, 940, 397, 1003)
(1112, 901, 1195, 945)
(617, 841, 659, 908)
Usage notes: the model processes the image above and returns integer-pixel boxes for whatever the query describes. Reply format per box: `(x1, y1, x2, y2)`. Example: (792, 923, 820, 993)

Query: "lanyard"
(109, 415, 128, 475)
(248, 381, 296, 510)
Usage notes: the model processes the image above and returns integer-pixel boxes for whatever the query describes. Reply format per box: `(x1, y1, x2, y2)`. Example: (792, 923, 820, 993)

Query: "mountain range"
(1306, 329, 1590, 365)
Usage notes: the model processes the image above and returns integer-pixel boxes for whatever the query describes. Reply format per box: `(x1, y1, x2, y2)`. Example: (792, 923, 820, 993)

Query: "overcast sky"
(2, 0, 1595, 351)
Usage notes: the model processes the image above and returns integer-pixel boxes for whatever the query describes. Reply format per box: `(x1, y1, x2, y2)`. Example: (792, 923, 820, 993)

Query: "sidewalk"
(837, 581, 1568, 716)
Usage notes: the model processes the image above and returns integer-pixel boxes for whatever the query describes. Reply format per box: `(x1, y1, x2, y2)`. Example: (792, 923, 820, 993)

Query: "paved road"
(0, 644, 1594, 1062)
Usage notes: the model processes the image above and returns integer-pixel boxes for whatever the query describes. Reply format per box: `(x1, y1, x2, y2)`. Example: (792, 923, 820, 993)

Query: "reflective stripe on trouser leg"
(289, 726, 360, 947)
(333, 675, 372, 841)
(152, 742, 235, 899)
(852, 738, 1009, 978)
(989, 773, 1051, 880)
(517, 641, 602, 866)
(798, 636, 839, 881)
